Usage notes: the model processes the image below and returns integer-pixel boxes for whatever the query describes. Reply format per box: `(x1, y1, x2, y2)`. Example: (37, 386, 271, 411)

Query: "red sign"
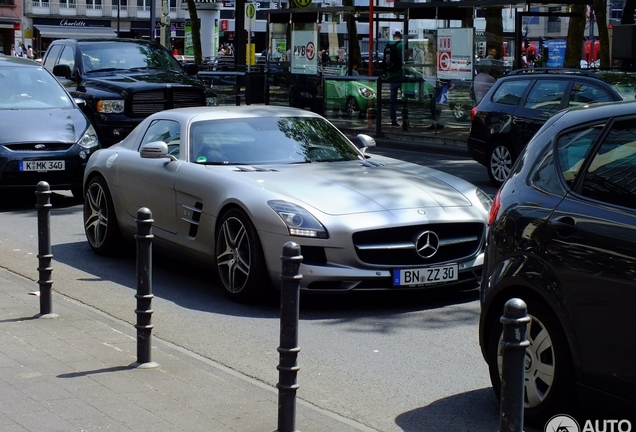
(220, 20, 229, 31)
(438, 51, 451, 71)
(14, 22, 20, 31)
(306, 41, 315, 60)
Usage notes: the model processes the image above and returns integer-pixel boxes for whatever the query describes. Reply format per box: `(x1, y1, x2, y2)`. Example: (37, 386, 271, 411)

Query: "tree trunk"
(463, 8, 474, 29)
(564, 4, 586, 68)
(622, 0, 635, 24)
(343, 0, 361, 74)
(185, 0, 202, 65)
(485, 7, 504, 59)
(593, 0, 609, 68)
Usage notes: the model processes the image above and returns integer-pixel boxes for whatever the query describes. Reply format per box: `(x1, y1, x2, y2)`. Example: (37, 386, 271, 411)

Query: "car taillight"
(488, 189, 501, 226)
(470, 106, 478, 122)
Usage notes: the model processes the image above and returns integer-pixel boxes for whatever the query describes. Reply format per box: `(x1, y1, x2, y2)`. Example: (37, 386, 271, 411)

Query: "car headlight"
(96, 99, 124, 114)
(77, 124, 100, 150)
(476, 188, 492, 212)
(268, 200, 328, 239)
(357, 86, 375, 99)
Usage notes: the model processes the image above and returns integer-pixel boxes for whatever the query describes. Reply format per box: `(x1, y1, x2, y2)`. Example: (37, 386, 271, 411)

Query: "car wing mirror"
(351, 133, 376, 154)
(52, 64, 73, 80)
(184, 63, 199, 75)
(140, 141, 177, 161)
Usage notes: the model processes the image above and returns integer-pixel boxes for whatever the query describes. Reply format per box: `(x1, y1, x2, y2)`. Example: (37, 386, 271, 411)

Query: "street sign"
(245, 3, 256, 31)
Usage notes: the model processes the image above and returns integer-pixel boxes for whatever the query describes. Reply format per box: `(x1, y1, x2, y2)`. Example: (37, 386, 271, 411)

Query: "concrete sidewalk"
(0, 267, 376, 432)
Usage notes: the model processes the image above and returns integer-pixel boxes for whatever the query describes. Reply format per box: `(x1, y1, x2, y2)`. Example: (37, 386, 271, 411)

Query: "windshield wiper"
(86, 68, 128, 73)
(130, 67, 181, 73)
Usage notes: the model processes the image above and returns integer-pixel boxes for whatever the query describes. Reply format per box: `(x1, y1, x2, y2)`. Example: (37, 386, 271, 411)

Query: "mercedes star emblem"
(415, 230, 440, 258)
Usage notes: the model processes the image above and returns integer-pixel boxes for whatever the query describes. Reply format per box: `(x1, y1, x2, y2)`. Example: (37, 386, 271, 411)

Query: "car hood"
(83, 70, 204, 93)
(0, 108, 87, 144)
(230, 158, 474, 215)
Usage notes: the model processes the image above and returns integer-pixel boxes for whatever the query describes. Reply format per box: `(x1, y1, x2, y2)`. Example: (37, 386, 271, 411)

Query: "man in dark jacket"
(385, 29, 404, 126)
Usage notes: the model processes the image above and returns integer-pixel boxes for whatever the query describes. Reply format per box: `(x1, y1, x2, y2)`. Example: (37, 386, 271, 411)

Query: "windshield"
(79, 41, 183, 73)
(0, 65, 75, 110)
(189, 117, 363, 164)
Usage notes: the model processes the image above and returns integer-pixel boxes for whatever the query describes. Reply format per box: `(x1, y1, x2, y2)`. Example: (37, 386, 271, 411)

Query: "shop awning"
(34, 25, 117, 39)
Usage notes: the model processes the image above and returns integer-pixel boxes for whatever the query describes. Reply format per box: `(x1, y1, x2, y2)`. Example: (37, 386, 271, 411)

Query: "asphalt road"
(0, 148, 508, 432)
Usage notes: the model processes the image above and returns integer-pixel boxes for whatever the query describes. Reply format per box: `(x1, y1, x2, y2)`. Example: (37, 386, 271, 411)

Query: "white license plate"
(19, 160, 65, 172)
(393, 264, 458, 286)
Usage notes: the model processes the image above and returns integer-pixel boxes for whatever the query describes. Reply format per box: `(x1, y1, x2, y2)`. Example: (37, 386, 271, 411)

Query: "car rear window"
(580, 119, 636, 209)
(491, 79, 532, 106)
(568, 81, 615, 107)
(556, 125, 604, 187)
(523, 79, 568, 113)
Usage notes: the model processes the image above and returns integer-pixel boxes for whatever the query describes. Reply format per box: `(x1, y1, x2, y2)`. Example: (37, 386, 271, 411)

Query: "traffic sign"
(245, 3, 257, 30)
(294, 0, 312, 8)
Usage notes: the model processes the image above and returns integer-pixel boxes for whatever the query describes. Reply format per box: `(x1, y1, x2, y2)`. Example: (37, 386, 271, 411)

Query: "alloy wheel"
(216, 216, 251, 294)
(84, 181, 109, 249)
(489, 145, 513, 184)
(497, 314, 555, 408)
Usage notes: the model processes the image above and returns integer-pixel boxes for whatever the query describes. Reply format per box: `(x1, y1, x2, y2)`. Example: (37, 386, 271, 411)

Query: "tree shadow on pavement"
(394, 388, 500, 432)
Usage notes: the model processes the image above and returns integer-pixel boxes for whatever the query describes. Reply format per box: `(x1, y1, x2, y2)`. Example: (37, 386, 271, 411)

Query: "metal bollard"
(35, 181, 58, 318)
(130, 207, 159, 369)
(274, 241, 303, 432)
(499, 298, 531, 432)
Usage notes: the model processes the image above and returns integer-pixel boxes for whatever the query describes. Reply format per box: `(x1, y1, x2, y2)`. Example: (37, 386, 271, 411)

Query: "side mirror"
(140, 141, 177, 161)
(52, 64, 73, 80)
(73, 98, 87, 108)
(352, 134, 376, 152)
(184, 63, 199, 75)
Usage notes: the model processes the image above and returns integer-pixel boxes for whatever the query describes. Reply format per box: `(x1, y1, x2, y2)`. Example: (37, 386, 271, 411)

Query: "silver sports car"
(83, 106, 491, 302)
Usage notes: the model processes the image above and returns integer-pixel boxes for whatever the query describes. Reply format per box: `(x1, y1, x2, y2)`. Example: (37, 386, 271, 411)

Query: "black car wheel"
(453, 104, 469, 121)
(487, 142, 515, 187)
(215, 208, 269, 303)
(83, 176, 122, 255)
(345, 97, 359, 117)
(486, 295, 575, 425)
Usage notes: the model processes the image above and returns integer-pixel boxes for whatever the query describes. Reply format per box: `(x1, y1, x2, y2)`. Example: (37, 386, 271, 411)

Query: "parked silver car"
(83, 106, 490, 302)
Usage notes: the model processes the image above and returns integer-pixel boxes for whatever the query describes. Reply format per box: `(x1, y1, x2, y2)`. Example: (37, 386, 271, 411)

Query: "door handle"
(551, 216, 577, 237)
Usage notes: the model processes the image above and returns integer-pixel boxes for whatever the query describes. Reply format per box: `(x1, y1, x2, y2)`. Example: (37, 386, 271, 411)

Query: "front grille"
(4, 143, 73, 151)
(129, 88, 206, 117)
(353, 223, 484, 266)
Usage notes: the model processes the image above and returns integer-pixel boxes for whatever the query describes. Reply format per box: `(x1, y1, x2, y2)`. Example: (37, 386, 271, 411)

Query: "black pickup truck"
(42, 38, 217, 147)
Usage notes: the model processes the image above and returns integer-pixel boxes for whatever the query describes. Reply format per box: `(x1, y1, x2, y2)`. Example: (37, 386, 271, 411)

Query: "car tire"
(345, 96, 358, 117)
(486, 295, 575, 426)
(215, 208, 270, 303)
(487, 142, 515, 187)
(83, 176, 123, 256)
(453, 104, 469, 121)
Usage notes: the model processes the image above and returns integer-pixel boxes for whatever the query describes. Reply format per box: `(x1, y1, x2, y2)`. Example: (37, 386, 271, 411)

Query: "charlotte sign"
(436, 28, 473, 80)
(291, 29, 318, 75)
